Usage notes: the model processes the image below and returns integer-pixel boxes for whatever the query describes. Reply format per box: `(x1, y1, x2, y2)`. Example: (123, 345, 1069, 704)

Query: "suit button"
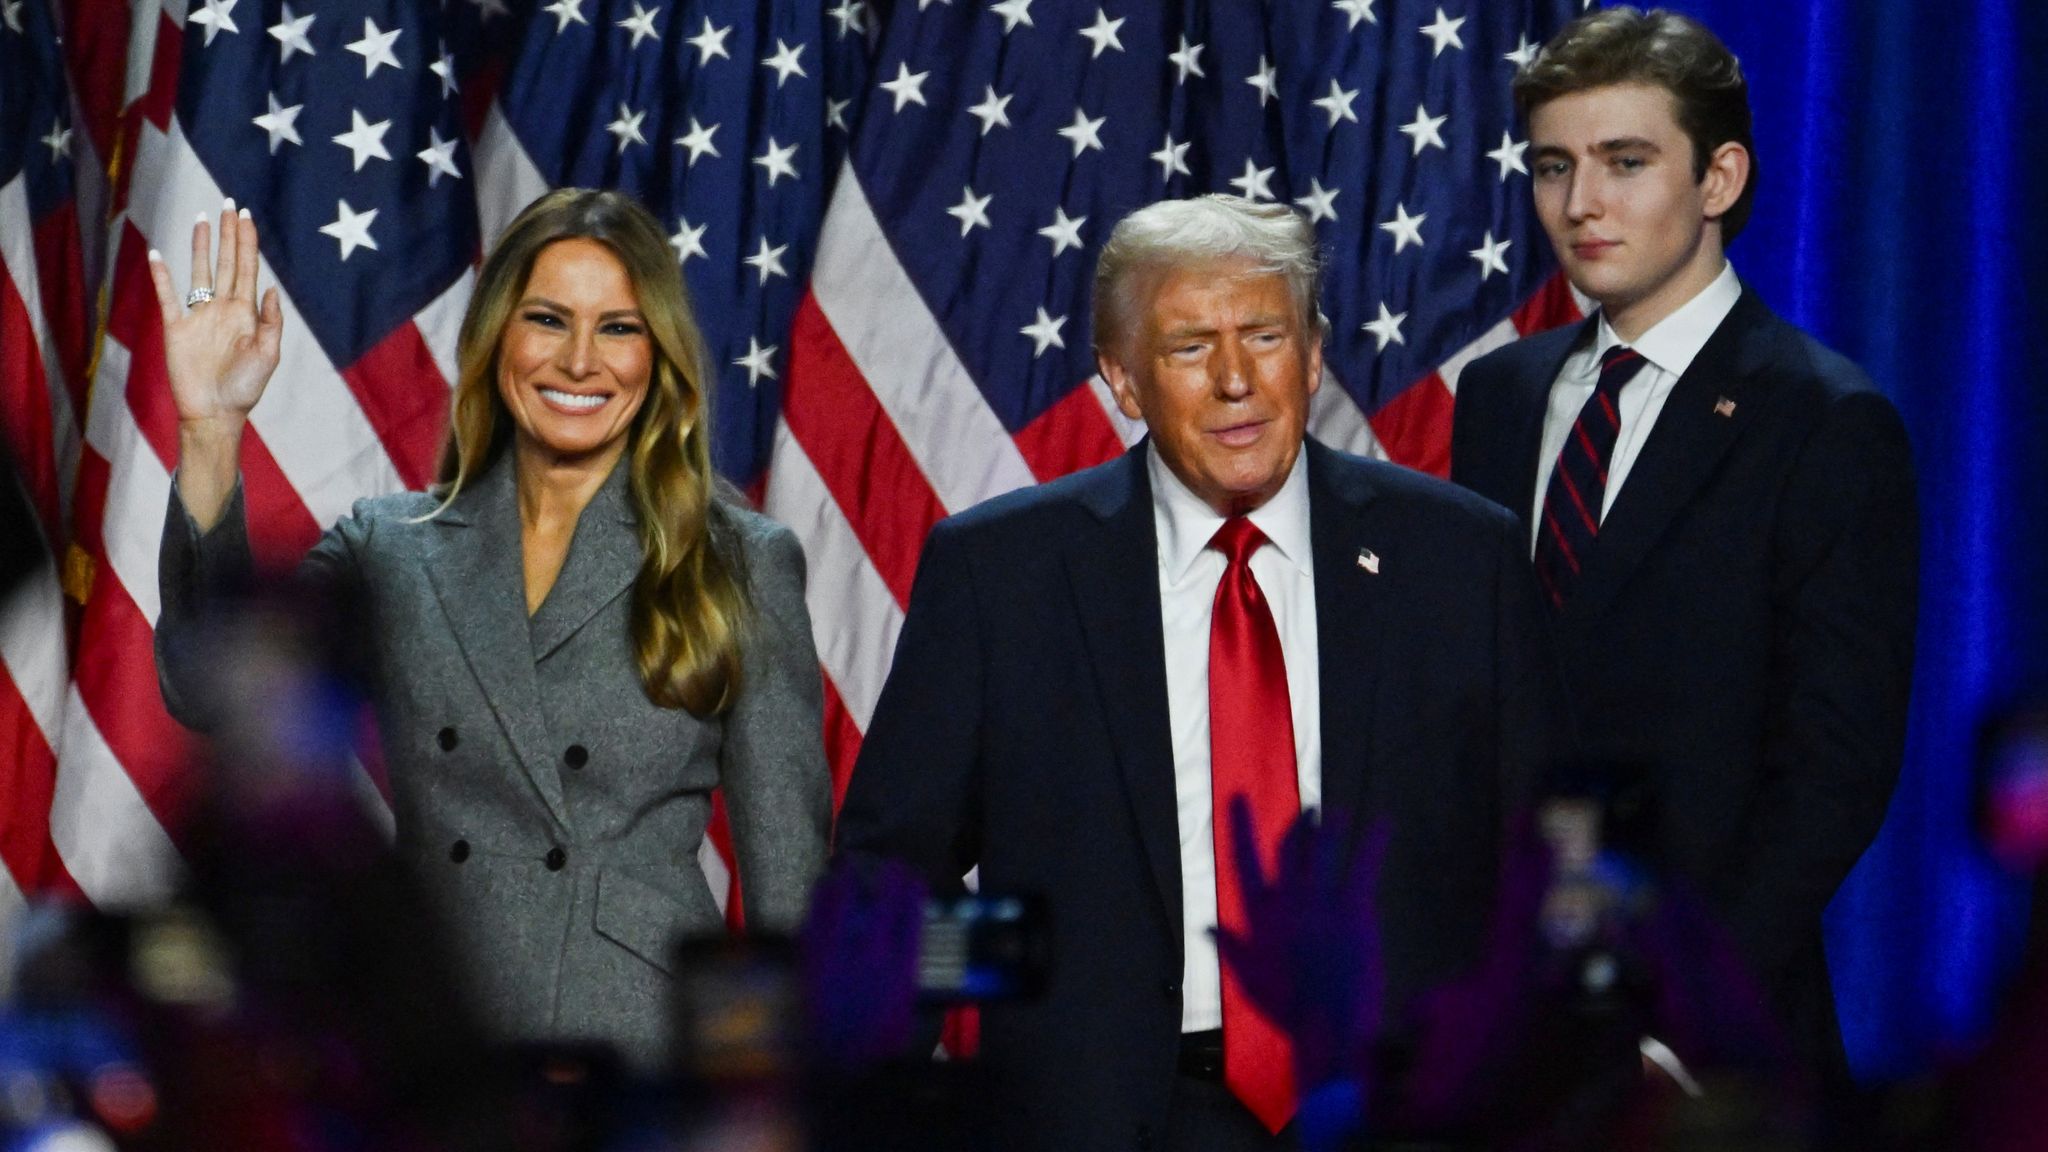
(437, 727, 458, 752)
(545, 846, 567, 871)
(564, 744, 588, 769)
(449, 839, 470, 863)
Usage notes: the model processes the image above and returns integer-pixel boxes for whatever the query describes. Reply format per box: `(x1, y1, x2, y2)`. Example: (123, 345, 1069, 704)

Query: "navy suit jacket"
(837, 439, 1562, 1150)
(1450, 288, 1919, 1078)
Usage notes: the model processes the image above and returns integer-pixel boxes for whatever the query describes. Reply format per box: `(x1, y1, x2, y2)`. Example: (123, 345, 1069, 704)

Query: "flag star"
(675, 117, 719, 165)
(989, 0, 1033, 32)
(967, 85, 1012, 134)
(879, 61, 930, 111)
(1293, 178, 1339, 224)
(753, 137, 799, 185)
(251, 93, 303, 154)
(1469, 231, 1511, 279)
(1246, 55, 1278, 105)
(687, 17, 731, 62)
(1487, 131, 1529, 180)
(188, 0, 239, 45)
(1078, 8, 1124, 57)
(826, 97, 852, 132)
(606, 103, 647, 153)
(1228, 157, 1276, 201)
(1332, 0, 1376, 30)
(734, 338, 778, 387)
(1419, 7, 1465, 56)
(429, 48, 458, 97)
(1168, 36, 1205, 83)
(416, 126, 462, 185)
(331, 108, 392, 170)
(1021, 307, 1067, 356)
(1150, 133, 1191, 179)
(346, 17, 403, 76)
(1361, 302, 1407, 352)
(467, 0, 508, 21)
(1, 0, 20, 32)
(744, 237, 789, 284)
(267, 5, 315, 62)
(670, 219, 707, 264)
(828, 0, 865, 39)
(947, 186, 993, 236)
(319, 199, 378, 261)
(1057, 107, 1107, 157)
(1379, 202, 1426, 252)
(1505, 33, 1538, 69)
(542, 0, 585, 33)
(1037, 207, 1087, 256)
(1398, 103, 1448, 154)
(617, 2, 659, 47)
(39, 122, 71, 161)
(761, 38, 807, 87)
(1312, 78, 1360, 128)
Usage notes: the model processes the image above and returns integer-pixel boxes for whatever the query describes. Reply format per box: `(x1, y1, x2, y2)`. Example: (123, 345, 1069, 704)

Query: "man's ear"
(1701, 140, 1750, 222)
(1098, 352, 1146, 422)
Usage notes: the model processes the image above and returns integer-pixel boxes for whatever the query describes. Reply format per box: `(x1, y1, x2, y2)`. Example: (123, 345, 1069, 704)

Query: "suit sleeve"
(155, 474, 367, 731)
(1729, 390, 1919, 980)
(719, 522, 832, 933)
(833, 518, 984, 895)
(1490, 504, 1570, 822)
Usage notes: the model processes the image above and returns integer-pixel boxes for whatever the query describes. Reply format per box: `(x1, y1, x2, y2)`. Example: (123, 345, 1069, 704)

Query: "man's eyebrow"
(1592, 136, 1661, 154)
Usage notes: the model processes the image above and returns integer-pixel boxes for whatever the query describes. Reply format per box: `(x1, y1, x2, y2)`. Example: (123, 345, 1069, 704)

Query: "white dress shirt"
(1147, 443, 1322, 1033)
(1529, 262, 1743, 554)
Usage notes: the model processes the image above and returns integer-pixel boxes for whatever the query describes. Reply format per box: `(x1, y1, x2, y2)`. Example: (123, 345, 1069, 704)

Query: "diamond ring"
(184, 287, 215, 307)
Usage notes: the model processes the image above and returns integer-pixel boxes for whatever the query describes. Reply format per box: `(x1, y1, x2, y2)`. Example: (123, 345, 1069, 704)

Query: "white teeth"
(539, 388, 606, 410)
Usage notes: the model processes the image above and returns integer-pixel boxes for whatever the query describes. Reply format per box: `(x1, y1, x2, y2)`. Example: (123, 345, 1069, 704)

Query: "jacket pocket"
(592, 865, 721, 976)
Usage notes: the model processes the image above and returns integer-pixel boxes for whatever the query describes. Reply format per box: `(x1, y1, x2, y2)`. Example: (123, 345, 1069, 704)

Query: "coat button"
(449, 839, 470, 863)
(437, 727, 458, 752)
(545, 846, 567, 871)
(564, 744, 588, 769)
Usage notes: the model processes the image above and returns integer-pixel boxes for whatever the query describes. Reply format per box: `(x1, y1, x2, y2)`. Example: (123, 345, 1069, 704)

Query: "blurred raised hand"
(146, 199, 284, 529)
(800, 856, 929, 1076)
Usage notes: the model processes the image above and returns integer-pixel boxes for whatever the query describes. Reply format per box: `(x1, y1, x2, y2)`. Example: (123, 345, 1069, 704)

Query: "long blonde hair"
(436, 188, 751, 715)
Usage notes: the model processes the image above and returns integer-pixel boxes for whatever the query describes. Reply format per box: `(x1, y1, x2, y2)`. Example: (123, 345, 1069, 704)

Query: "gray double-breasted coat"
(157, 455, 831, 1069)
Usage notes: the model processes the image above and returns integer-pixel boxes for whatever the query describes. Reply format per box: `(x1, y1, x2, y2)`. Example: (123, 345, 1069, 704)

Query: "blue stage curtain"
(1641, 0, 2048, 1080)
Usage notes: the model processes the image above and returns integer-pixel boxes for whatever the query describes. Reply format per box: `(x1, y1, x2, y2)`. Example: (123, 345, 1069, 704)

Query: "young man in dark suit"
(840, 194, 1562, 1150)
(1451, 6, 1919, 1089)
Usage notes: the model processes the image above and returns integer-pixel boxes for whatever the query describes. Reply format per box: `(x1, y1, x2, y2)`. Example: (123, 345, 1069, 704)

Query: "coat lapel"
(1062, 447, 1183, 942)
(529, 462, 640, 662)
(1306, 441, 1385, 825)
(1568, 289, 1776, 617)
(423, 457, 576, 833)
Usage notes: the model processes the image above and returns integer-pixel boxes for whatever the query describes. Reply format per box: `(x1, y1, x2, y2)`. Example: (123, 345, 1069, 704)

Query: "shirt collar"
(1149, 439, 1313, 584)
(1592, 261, 1742, 378)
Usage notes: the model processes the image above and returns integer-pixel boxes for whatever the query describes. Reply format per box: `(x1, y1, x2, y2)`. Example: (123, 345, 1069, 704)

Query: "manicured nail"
(238, 207, 251, 220)
(223, 197, 235, 212)
(196, 212, 209, 224)
(148, 248, 162, 262)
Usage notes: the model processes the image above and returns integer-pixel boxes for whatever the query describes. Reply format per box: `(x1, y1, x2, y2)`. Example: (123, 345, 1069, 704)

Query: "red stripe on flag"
(0, 660, 81, 899)
(33, 200, 92, 411)
(337, 320, 450, 491)
(1011, 383, 1125, 483)
(0, 260, 60, 534)
(1368, 373, 1457, 478)
(62, 0, 133, 163)
(708, 789, 746, 933)
(1512, 271, 1584, 336)
(238, 429, 322, 573)
(68, 445, 111, 568)
(821, 672, 863, 815)
(70, 566, 200, 842)
(136, 12, 182, 134)
(783, 292, 946, 608)
(108, 225, 180, 469)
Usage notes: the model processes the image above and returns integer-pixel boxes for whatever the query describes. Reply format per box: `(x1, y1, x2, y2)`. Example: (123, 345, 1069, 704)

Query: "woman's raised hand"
(148, 200, 284, 530)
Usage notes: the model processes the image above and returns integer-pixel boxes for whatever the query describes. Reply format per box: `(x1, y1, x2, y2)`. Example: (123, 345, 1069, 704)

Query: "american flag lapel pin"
(1357, 548, 1380, 575)
(1714, 396, 1737, 418)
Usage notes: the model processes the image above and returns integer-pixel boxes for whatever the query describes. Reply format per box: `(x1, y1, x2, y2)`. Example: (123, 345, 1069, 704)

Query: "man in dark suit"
(1450, 8, 1918, 1086)
(838, 195, 1561, 1151)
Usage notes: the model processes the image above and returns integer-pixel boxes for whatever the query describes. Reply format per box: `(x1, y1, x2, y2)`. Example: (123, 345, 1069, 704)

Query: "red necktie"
(1207, 516, 1299, 1133)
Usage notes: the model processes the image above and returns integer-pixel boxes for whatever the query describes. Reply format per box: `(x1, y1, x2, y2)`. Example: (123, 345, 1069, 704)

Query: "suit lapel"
(1568, 289, 1776, 617)
(1062, 447, 1182, 941)
(1306, 441, 1385, 824)
(529, 462, 639, 662)
(424, 457, 576, 832)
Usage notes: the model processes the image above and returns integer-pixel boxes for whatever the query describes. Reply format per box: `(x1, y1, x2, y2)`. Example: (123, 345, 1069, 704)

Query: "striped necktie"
(1533, 344, 1646, 609)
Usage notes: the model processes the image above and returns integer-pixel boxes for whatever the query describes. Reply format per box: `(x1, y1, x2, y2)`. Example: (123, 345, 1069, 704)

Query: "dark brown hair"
(1513, 6, 1757, 241)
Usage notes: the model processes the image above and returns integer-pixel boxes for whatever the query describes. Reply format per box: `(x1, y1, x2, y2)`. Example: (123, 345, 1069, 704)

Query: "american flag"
(14, 0, 1584, 919)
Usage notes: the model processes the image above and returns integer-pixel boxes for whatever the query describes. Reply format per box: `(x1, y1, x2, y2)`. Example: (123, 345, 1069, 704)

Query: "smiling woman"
(149, 188, 831, 1070)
